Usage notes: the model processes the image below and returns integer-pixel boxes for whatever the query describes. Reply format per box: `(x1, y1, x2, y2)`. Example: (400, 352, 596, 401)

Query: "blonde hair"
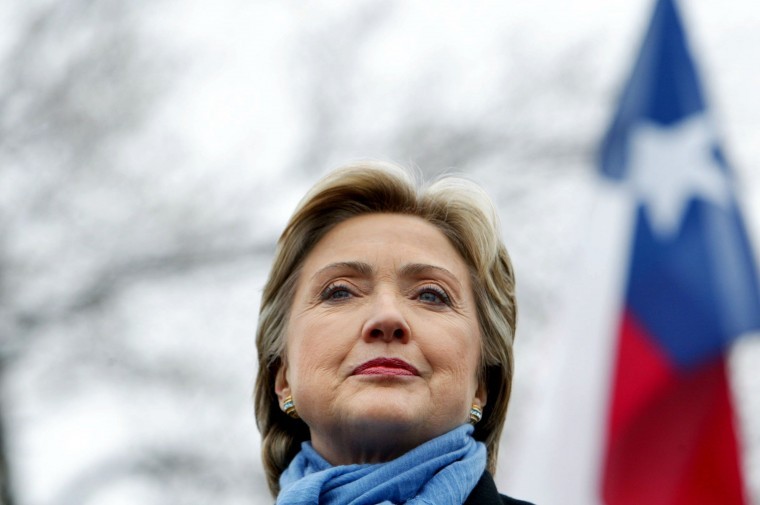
(255, 161, 517, 496)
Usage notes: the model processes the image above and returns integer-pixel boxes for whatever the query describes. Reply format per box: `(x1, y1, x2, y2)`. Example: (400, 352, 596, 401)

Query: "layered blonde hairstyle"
(255, 161, 517, 496)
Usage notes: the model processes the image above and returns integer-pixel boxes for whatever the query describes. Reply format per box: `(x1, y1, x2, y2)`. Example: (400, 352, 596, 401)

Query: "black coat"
(464, 472, 535, 505)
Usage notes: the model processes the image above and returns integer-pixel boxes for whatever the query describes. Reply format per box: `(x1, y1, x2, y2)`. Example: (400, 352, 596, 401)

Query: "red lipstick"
(353, 358, 419, 377)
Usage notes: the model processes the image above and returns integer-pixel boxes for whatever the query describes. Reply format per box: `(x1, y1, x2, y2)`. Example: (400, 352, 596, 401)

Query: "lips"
(353, 357, 419, 377)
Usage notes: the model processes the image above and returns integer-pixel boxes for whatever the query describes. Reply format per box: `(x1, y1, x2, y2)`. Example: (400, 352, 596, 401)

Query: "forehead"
(301, 213, 469, 276)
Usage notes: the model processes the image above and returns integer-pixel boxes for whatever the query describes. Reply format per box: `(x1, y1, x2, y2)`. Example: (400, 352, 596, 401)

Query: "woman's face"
(276, 213, 485, 465)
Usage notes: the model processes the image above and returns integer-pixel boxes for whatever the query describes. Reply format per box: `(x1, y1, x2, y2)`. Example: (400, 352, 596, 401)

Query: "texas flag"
(504, 0, 760, 503)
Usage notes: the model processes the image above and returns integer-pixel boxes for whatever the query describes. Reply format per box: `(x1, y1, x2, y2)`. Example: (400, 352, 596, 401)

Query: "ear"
(274, 360, 291, 404)
(474, 378, 488, 409)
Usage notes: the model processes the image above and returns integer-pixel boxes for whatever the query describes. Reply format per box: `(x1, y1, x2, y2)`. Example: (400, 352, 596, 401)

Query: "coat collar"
(464, 471, 535, 505)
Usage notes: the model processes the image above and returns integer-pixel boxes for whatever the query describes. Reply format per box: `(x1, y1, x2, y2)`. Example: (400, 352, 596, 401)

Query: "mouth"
(352, 357, 419, 377)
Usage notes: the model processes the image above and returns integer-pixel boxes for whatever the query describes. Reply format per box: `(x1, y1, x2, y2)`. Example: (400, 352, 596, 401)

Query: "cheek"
(424, 320, 482, 381)
(285, 313, 355, 386)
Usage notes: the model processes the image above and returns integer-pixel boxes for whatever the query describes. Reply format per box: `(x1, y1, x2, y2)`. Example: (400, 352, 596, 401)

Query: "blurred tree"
(0, 393, 13, 505)
(0, 1, 165, 502)
(0, 1, 269, 503)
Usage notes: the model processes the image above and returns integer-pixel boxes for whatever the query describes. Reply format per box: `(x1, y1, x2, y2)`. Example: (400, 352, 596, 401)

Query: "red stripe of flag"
(603, 310, 747, 504)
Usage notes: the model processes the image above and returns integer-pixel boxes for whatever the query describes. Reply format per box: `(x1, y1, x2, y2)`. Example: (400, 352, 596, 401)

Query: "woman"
(255, 162, 533, 504)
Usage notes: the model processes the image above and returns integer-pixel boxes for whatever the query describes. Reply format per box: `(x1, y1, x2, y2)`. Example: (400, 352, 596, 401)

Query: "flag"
(504, 0, 760, 503)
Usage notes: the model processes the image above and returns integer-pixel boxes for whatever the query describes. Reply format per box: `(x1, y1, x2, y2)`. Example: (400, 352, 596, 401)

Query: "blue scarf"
(276, 424, 486, 505)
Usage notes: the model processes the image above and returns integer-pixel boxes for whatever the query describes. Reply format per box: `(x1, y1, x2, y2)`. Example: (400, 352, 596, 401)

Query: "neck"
(309, 420, 440, 465)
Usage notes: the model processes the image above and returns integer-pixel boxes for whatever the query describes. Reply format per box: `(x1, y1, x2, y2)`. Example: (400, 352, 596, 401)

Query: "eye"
(320, 283, 354, 302)
(417, 285, 451, 306)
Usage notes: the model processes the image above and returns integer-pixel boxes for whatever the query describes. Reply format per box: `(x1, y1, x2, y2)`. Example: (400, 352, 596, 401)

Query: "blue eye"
(418, 286, 451, 306)
(321, 284, 353, 301)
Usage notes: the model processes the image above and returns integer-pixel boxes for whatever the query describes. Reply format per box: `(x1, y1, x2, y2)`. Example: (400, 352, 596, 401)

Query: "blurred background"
(1, 0, 759, 504)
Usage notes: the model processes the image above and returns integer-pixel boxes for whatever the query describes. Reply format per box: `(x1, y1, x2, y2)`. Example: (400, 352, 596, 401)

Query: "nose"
(361, 293, 411, 343)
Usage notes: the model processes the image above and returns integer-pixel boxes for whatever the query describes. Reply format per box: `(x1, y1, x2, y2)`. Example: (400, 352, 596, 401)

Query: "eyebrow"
(312, 261, 375, 281)
(399, 263, 462, 290)
(311, 261, 461, 287)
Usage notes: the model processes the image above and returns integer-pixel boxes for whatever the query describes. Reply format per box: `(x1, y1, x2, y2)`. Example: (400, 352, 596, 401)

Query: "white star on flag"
(627, 114, 731, 237)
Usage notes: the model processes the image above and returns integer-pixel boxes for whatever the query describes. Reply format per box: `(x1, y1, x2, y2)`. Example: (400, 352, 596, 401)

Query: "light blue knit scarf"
(276, 424, 486, 505)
